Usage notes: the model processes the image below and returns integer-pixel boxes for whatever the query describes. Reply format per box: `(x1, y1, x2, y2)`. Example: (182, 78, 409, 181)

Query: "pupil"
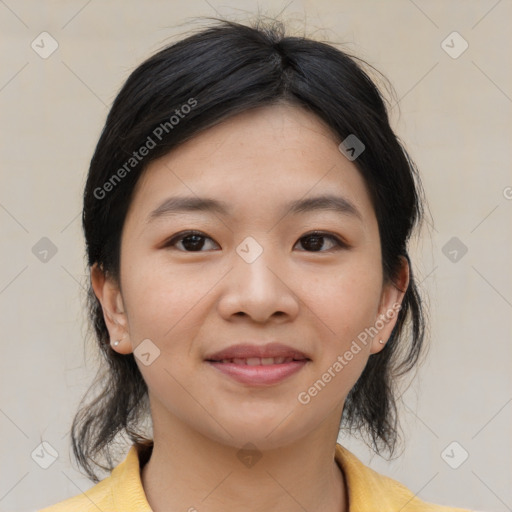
(304, 235, 323, 251)
(183, 235, 204, 251)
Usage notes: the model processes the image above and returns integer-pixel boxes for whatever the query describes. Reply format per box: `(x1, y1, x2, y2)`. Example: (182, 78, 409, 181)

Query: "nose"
(217, 239, 300, 324)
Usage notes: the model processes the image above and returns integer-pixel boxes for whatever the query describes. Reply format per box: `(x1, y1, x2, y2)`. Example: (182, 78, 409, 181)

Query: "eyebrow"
(147, 193, 362, 223)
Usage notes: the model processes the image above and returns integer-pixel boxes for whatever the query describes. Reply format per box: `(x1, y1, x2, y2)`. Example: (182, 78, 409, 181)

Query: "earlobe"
(90, 263, 130, 352)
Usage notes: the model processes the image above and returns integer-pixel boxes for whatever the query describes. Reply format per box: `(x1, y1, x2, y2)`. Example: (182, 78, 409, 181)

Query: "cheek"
(300, 256, 384, 399)
(302, 256, 383, 345)
(121, 261, 210, 418)
(121, 255, 211, 341)
(298, 270, 382, 408)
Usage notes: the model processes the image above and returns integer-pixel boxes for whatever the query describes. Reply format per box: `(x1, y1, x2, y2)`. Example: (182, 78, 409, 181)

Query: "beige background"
(1, 1, 511, 511)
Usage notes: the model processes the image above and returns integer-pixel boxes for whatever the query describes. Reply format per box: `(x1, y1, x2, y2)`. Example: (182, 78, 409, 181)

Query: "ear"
(369, 255, 410, 355)
(90, 263, 133, 354)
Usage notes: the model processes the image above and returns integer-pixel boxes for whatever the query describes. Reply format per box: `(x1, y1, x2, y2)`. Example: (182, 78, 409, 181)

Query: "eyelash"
(163, 230, 349, 253)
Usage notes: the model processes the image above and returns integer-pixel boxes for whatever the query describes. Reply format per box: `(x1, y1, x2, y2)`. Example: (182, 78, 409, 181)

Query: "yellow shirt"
(39, 443, 470, 511)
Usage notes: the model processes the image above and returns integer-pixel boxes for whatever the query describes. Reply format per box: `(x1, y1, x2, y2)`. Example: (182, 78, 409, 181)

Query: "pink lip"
(205, 342, 309, 361)
(207, 360, 308, 386)
(205, 342, 310, 386)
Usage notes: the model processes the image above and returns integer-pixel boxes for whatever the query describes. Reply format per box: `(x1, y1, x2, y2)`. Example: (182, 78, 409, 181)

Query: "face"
(92, 103, 408, 451)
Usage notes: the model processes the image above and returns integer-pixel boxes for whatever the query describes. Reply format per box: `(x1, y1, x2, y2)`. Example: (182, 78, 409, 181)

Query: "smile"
(206, 359, 309, 386)
(215, 356, 301, 365)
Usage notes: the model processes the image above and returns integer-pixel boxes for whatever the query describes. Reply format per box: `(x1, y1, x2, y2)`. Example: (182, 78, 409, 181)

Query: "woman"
(39, 18, 470, 512)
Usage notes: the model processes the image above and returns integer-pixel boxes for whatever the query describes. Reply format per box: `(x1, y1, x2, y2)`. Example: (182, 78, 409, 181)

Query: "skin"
(92, 103, 409, 512)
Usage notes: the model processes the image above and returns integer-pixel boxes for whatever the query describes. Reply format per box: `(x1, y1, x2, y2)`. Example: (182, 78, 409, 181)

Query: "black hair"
(72, 17, 426, 483)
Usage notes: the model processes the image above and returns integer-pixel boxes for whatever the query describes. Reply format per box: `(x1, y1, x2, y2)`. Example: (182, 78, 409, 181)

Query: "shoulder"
(335, 443, 472, 512)
(40, 443, 472, 512)
(38, 444, 152, 512)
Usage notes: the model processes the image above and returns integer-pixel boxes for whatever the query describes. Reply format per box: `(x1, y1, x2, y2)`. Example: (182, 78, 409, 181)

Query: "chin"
(202, 412, 310, 451)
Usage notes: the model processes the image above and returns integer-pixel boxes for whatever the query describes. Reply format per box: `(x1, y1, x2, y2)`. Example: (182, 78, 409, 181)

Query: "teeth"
(217, 357, 299, 365)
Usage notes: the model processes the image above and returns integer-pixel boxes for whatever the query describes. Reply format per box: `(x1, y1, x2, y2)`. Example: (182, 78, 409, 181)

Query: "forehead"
(126, 104, 376, 227)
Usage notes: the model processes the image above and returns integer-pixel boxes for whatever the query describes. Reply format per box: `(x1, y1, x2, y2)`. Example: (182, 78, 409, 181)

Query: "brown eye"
(164, 231, 220, 252)
(295, 232, 348, 252)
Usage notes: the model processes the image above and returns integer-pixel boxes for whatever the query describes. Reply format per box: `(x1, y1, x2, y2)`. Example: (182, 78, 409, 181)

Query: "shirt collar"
(334, 443, 397, 511)
(110, 442, 393, 511)
(110, 443, 153, 511)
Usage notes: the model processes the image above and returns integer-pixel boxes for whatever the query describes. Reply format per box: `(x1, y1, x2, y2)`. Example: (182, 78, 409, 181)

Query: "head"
(73, 18, 425, 482)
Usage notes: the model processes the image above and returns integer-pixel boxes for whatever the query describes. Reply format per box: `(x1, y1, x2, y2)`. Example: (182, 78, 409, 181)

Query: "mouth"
(209, 356, 305, 365)
(205, 343, 311, 386)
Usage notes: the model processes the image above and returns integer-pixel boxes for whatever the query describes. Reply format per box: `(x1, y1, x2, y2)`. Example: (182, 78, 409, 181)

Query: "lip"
(205, 342, 310, 361)
(205, 342, 310, 386)
(208, 360, 308, 386)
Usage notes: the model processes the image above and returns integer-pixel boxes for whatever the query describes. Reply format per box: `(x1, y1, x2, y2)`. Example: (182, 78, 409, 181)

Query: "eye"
(163, 230, 348, 253)
(163, 230, 219, 252)
(294, 231, 348, 252)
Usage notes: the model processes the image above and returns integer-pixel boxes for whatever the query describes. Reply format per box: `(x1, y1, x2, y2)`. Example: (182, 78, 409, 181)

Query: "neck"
(140, 416, 348, 512)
